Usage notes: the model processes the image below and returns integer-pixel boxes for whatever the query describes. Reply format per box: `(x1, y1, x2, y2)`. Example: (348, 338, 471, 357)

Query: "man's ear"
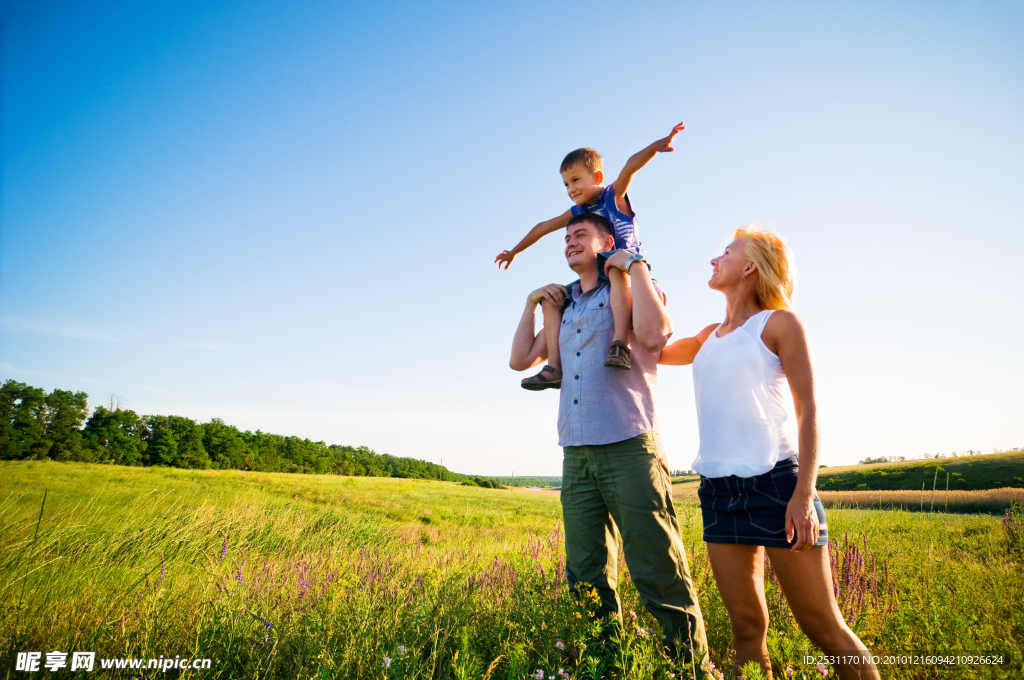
(594, 169, 604, 185)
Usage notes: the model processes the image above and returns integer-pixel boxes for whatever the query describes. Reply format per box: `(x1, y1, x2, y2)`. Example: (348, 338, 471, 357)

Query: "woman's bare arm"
(763, 310, 819, 551)
(658, 324, 719, 365)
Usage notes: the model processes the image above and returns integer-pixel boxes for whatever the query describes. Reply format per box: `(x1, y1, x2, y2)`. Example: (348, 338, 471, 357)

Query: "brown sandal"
(521, 365, 562, 390)
(604, 340, 631, 370)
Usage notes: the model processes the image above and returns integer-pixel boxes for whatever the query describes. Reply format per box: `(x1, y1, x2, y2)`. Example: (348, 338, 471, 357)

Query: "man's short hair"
(560, 147, 603, 175)
(567, 212, 615, 240)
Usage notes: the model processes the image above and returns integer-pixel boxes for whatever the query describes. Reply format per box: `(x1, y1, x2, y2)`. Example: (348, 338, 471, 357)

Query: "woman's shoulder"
(696, 323, 721, 344)
(761, 309, 807, 353)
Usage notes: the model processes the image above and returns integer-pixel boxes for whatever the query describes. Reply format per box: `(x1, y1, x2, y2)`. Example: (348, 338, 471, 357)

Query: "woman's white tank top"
(691, 309, 798, 478)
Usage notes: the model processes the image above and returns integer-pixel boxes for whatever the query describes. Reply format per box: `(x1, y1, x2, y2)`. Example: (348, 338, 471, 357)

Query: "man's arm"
(658, 324, 720, 365)
(495, 209, 574, 269)
(509, 284, 567, 369)
(604, 252, 672, 353)
(611, 122, 685, 213)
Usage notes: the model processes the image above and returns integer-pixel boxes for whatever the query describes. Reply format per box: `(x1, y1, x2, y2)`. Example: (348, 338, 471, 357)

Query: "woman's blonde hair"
(733, 225, 796, 310)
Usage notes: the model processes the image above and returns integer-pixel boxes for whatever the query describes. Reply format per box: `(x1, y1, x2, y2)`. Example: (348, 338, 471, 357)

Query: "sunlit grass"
(1, 461, 1022, 679)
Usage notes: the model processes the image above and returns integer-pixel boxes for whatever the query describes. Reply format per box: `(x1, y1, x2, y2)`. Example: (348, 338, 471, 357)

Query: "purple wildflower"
(816, 662, 829, 676)
(154, 563, 166, 589)
(555, 640, 564, 650)
(534, 670, 544, 680)
(220, 535, 228, 561)
(785, 666, 795, 678)
(383, 656, 392, 669)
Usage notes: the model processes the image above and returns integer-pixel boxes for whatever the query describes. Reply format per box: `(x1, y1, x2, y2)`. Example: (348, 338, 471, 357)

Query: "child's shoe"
(604, 341, 631, 370)
(521, 365, 562, 390)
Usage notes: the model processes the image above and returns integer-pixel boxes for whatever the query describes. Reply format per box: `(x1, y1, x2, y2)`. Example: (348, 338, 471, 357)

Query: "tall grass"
(1, 461, 1022, 679)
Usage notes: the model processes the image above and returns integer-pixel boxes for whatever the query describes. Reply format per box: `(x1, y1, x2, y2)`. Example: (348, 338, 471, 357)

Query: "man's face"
(564, 221, 615, 272)
(561, 164, 604, 206)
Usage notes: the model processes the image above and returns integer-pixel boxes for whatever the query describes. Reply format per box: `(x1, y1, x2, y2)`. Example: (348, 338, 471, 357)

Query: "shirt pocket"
(558, 314, 575, 348)
(586, 305, 614, 331)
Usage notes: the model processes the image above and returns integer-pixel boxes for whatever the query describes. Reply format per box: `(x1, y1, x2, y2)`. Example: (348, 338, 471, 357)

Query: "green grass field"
(1, 461, 1022, 679)
(815, 451, 1024, 492)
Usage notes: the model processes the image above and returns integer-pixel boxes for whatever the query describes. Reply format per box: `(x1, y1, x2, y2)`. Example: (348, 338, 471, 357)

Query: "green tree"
(83, 406, 148, 465)
(202, 418, 246, 469)
(44, 389, 89, 461)
(0, 381, 50, 460)
(146, 416, 179, 466)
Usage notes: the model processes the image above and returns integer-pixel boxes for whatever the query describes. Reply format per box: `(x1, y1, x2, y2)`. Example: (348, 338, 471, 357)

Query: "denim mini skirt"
(697, 455, 828, 549)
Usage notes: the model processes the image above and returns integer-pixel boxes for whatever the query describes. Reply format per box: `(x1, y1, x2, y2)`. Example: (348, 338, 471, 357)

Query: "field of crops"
(814, 451, 1024, 492)
(1, 461, 1022, 679)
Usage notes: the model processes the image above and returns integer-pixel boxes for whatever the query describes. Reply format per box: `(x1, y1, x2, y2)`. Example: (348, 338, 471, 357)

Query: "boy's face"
(561, 164, 604, 206)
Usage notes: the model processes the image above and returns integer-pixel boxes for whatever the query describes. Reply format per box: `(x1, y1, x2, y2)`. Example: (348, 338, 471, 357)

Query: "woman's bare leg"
(766, 546, 880, 680)
(707, 543, 773, 676)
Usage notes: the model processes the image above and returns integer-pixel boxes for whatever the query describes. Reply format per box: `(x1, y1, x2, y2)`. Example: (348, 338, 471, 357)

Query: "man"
(509, 212, 709, 665)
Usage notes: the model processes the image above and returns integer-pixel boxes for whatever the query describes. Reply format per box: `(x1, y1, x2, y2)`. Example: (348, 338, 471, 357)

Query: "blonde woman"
(650, 227, 879, 679)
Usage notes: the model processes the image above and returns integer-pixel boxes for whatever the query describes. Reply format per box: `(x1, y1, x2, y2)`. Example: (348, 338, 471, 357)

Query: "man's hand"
(652, 121, 685, 153)
(495, 249, 517, 269)
(527, 284, 568, 308)
(785, 491, 820, 551)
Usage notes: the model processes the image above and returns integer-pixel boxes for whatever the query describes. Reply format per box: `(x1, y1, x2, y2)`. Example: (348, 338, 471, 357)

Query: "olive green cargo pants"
(561, 431, 708, 664)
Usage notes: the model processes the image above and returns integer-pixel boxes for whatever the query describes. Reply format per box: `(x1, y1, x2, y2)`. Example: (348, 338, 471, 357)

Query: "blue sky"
(2, 0, 1022, 476)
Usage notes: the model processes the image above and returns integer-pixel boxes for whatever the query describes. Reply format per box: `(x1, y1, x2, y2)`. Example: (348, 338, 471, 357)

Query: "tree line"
(0, 380, 500, 485)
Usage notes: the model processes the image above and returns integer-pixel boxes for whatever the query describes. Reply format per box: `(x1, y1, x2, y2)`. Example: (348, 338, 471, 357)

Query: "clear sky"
(2, 0, 1022, 477)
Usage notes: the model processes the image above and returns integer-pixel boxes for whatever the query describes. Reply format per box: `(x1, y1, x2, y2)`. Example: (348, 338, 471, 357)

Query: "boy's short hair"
(560, 147, 603, 175)
(567, 213, 614, 240)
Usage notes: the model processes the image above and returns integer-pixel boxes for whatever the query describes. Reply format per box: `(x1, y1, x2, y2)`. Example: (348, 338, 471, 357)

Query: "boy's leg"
(542, 298, 563, 371)
(605, 268, 633, 369)
(521, 298, 563, 390)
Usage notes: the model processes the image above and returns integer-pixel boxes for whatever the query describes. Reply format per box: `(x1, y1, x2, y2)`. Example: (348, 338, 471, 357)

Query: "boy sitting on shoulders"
(495, 121, 685, 390)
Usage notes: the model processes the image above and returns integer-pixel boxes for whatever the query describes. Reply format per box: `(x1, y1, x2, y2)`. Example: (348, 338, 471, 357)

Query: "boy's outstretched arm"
(495, 208, 573, 269)
(612, 121, 685, 211)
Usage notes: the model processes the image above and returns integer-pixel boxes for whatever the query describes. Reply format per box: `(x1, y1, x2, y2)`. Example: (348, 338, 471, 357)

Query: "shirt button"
(599, 303, 604, 307)
(573, 399, 578, 404)
(576, 352, 580, 356)
(575, 375, 579, 380)
(577, 329, 581, 334)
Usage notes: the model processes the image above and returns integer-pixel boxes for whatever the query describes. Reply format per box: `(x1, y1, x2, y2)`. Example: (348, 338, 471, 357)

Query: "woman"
(655, 226, 879, 679)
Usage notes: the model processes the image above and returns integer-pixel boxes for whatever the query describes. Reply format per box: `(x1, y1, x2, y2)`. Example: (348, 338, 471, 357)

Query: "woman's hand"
(785, 490, 820, 551)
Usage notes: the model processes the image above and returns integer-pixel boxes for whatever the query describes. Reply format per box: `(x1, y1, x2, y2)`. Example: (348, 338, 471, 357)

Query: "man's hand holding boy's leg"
(520, 284, 568, 391)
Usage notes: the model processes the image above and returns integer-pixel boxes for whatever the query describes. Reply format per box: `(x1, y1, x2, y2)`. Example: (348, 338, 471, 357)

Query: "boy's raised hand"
(654, 121, 685, 153)
(495, 249, 517, 269)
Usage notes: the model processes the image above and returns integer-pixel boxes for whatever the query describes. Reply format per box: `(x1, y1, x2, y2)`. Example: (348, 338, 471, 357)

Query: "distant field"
(818, 488, 1024, 515)
(671, 480, 1024, 515)
(1, 461, 1022, 679)
(817, 450, 1024, 492)
(492, 476, 562, 489)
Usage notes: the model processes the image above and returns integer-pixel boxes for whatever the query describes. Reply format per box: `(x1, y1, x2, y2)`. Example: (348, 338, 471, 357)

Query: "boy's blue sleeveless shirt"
(570, 185, 644, 256)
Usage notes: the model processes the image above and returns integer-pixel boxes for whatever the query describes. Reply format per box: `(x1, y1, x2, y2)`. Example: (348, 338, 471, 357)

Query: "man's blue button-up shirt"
(556, 279, 662, 447)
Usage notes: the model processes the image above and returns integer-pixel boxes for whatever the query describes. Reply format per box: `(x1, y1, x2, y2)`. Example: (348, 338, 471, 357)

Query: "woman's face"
(709, 238, 750, 291)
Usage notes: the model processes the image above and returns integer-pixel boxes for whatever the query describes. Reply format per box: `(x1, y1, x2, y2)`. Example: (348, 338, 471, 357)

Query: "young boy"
(495, 121, 685, 390)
